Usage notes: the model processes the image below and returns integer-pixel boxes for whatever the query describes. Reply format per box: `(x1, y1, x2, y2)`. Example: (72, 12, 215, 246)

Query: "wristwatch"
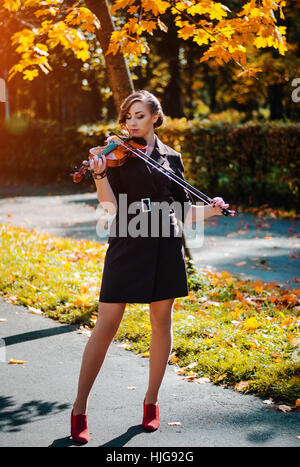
(93, 170, 107, 180)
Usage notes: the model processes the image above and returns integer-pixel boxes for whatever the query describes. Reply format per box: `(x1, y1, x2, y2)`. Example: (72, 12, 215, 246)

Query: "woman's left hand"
(210, 197, 236, 216)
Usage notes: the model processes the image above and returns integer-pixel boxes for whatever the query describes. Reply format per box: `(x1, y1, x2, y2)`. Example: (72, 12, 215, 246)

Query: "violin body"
(72, 136, 147, 183)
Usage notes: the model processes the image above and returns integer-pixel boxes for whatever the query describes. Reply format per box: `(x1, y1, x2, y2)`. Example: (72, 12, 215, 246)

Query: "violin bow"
(108, 131, 234, 217)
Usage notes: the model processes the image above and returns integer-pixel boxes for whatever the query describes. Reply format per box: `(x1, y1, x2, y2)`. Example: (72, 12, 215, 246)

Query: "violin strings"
(109, 132, 212, 206)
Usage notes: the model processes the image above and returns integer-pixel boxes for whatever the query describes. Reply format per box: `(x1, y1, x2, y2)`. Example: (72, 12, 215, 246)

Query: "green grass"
(0, 223, 299, 405)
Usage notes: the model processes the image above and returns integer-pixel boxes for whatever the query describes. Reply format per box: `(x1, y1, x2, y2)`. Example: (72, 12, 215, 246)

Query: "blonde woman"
(70, 90, 235, 443)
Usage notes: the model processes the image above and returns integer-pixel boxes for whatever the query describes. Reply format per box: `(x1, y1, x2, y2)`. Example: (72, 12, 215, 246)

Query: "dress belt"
(140, 197, 175, 213)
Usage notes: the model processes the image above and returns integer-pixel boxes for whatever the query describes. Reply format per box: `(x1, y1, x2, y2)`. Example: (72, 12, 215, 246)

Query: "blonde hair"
(118, 90, 164, 133)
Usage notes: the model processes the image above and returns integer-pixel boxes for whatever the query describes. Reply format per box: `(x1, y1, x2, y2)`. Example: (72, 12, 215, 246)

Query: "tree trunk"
(163, 19, 184, 117)
(85, 0, 134, 112)
(268, 83, 283, 120)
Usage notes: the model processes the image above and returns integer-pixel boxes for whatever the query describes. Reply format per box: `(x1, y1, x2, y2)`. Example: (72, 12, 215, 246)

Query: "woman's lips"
(131, 129, 139, 132)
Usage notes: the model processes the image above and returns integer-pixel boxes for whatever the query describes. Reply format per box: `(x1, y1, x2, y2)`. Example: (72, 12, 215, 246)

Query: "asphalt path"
(1, 299, 299, 447)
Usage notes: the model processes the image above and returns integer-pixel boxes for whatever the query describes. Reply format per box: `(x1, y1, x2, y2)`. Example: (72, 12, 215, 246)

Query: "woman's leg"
(145, 298, 175, 404)
(73, 301, 126, 415)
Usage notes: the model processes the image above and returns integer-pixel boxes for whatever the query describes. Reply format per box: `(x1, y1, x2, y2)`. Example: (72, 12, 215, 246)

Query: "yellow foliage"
(244, 317, 260, 331)
(3, 0, 288, 81)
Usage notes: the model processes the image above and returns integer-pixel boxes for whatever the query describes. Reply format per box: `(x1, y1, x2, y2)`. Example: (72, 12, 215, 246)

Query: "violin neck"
(101, 142, 118, 156)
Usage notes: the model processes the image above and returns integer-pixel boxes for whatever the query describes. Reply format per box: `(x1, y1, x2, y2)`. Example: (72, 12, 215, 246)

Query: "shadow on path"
(3, 324, 77, 347)
(0, 396, 70, 434)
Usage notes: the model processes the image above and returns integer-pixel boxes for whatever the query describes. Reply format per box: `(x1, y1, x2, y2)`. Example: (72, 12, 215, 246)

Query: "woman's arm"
(185, 197, 234, 224)
(88, 152, 118, 216)
(94, 177, 118, 216)
(185, 204, 215, 223)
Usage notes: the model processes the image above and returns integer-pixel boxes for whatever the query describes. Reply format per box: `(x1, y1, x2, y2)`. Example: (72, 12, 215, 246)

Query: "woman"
(71, 90, 235, 443)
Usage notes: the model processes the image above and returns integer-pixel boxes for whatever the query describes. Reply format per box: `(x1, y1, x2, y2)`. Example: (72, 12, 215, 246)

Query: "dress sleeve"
(170, 153, 193, 223)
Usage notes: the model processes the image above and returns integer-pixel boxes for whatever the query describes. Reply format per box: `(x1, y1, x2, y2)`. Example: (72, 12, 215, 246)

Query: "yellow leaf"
(235, 381, 249, 392)
(244, 317, 259, 331)
(169, 354, 179, 363)
(9, 358, 26, 364)
(217, 373, 226, 381)
(141, 351, 150, 358)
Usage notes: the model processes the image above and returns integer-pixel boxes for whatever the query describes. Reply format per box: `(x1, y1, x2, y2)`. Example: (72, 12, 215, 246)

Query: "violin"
(71, 136, 147, 183)
(71, 131, 236, 217)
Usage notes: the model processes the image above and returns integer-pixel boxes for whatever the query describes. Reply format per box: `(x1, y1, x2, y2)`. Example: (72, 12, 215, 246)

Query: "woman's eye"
(137, 115, 144, 119)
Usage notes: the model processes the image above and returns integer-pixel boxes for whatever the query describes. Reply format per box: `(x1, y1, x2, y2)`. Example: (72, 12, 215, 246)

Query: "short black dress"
(99, 134, 193, 303)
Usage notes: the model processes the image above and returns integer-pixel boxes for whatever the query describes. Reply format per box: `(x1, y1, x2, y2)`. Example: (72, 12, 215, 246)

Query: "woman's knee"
(149, 299, 174, 331)
(95, 302, 126, 333)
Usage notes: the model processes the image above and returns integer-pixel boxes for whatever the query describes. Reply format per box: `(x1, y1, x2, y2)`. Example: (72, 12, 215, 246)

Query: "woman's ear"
(152, 113, 159, 124)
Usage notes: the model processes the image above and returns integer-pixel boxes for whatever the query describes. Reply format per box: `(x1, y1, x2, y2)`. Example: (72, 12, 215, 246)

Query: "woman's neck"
(143, 131, 156, 147)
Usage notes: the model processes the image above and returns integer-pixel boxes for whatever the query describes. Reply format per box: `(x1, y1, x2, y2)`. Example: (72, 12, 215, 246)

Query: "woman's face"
(124, 101, 158, 138)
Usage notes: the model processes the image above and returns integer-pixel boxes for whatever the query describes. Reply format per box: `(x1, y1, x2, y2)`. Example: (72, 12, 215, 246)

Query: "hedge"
(0, 116, 299, 209)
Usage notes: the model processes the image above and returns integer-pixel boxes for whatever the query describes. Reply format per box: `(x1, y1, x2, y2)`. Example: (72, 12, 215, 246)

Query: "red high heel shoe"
(142, 398, 160, 431)
(71, 409, 90, 444)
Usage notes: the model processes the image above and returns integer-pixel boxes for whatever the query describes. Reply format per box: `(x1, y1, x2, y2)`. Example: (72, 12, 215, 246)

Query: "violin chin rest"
(129, 136, 147, 146)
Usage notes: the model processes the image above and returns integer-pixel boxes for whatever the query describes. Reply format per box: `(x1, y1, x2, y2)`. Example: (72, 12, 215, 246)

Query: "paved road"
(1, 298, 299, 447)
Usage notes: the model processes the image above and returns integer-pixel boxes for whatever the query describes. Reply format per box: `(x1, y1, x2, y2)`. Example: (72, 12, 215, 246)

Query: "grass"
(0, 223, 299, 405)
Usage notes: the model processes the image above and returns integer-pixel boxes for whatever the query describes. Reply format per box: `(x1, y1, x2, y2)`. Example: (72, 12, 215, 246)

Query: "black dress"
(99, 134, 193, 303)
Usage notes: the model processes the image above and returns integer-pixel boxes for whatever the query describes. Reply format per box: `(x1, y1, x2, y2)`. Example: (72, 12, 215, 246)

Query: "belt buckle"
(141, 197, 151, 212)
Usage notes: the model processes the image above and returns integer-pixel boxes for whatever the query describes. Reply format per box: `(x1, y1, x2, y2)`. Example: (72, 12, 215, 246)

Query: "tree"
(2, 0, 287, 89)
(107, 0, 287, 78)
(1, 0, 134, 111)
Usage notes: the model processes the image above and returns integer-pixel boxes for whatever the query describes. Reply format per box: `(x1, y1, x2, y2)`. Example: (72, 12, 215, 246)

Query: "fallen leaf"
(289, 249, 298, 260)
(244, 316, 259, 330)
(217, 373, 226, 381)
(3, 295, 18, 304)
(0, 318, 8, 322)
(263, 398, 274, 405)
(141, 351, 150, 358)
(127, 386, 136, 390)
(28, 306, 43, 314)
(168, 422, 181, 426)
(187, 362, 197, 369)
(235, 381, 249, 392)
(9, 358, 27, 364)
(277, 404, 292, 412)
(169, 354, 179, 363)
(195, 377, 210, 384)
(181, 373, 198, 381)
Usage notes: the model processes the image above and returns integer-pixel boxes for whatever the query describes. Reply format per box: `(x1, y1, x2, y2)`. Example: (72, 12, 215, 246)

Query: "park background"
(0, 0, 299, 416)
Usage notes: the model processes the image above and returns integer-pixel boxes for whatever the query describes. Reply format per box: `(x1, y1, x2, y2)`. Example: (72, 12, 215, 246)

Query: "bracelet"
(93, 170, 107, 180)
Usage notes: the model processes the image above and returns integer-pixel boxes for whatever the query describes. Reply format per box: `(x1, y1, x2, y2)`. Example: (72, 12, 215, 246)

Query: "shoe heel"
(142, 398, 160, 431)
(71, 409, 90, 444)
